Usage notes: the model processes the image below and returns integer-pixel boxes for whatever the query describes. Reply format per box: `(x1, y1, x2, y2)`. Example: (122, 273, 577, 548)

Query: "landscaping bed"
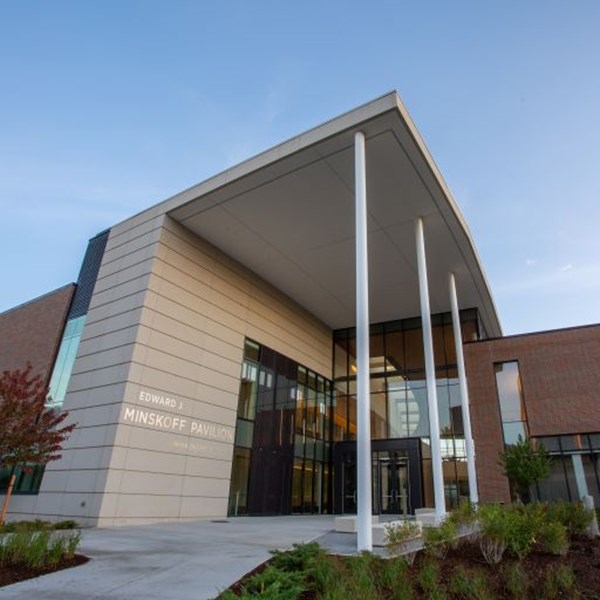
(0, 519, 87, 588)
(220, 536, 600, 599)
(218, 501, 600, 599)
(0, 553, 89, 588)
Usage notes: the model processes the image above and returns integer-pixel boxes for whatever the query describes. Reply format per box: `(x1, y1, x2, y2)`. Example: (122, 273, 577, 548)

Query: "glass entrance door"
(342, 462, 357, 513)
(379, 458, 409, 515)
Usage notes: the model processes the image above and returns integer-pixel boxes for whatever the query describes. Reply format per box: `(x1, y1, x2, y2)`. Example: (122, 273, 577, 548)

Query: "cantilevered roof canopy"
(164, 92, 501, 336)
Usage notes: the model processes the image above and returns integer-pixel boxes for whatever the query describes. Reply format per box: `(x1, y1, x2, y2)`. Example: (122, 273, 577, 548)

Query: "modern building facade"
(1, 92, 598, 530)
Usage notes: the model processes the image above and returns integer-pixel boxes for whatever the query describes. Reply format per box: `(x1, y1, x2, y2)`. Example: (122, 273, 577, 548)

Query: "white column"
(571, 455, 589, 500)
(449, 272, 479, 504)
(355, 131, 372, 551)
(415, 217, 446, 521)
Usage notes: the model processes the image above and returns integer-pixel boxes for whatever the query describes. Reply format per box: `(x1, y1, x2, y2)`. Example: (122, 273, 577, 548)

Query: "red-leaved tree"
(0, 364, 76, 524)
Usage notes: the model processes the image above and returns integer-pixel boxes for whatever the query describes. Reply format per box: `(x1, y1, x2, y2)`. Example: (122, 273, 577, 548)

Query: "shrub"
(477, 504, 508, 564)
(541, 565, 576, 599)
(238, 564, 305, 600)
(269, 541, 324, 574)
(385, 520, 421, 559)
(345, 552, 380, 600)
(478, 503, 548, 562)
(449, 566, 491, 600)
(0, 519, 52, 533)
(547, 500, 593, 538)
(423, 519, 457, 559)
(379, 558, 413, 598)
(502, 562, 529, 600)
(505, 503, 545, 559)
(537, 519, 568, 555)
(0, 530, 82, 570)
(447, 500, 478, 528)
(499, 436, 550, 503)
(53, 519, 79, 530)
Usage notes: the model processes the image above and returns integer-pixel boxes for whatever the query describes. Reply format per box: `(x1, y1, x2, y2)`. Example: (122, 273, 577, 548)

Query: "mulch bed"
(433, 535, 600, 598)
(224, 535, 600, 599)
(0, 555, 89, 588)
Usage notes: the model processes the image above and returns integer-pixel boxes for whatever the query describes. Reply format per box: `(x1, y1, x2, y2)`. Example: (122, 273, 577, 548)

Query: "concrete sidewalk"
(2, 516, 335, 600)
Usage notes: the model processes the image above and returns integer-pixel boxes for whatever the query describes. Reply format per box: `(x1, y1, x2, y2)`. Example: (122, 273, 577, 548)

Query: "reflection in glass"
(228, 448, 251, 515)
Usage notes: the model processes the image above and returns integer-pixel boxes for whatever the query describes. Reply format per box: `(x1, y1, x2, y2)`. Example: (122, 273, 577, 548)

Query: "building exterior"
(1, 92, 598, 530)
(465, 325, 600, 506)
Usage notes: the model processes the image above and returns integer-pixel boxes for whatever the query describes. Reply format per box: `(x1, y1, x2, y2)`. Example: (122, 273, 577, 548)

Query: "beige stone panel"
(95, 245, 157, 282)
(129, 365, 198, 402)
(114, 417, 234, 462)
(121, 447, 188, 475)
(160, 220, 253, 291)
(141, 316, 242, 364)
(106, 214, 164, 251)
(197, 364, 240, 396)
(85, 291, 147, 326)
(114, 493, 182, 519)
(123, 384, 237, 423)
(67, 364, 130, 394)
(245, 324, 330, 377)
(200, 350, 240, 379)
(62, 470, 110, 494)
(250, 299, 331, 354)
(65, 424, 119, 449)
(4, 496, 38, 517)
(106, 470, 185, 496)
(46, 446, 114, 472)
(181, 476, 230, 498)
(152, 255, 250, 319)
(139, 346, 239, 391)
(113, 421, 194, 456)
(60, 384, 126, 411)
(27, 491, 84, 517)
(148, 276, 247, 335)
(142, 328, 208, 366)
(58, 402, 122, 430)
(189, 399, 236, 426)
(179, 495, 227, 519)
(244, 308, 324, 357)
(36, 470, 70, 493)
(80, 308, 144, 342)
(89, 273, 152, 311)
(140, 293, 243, 353)
(70, 343, 136, 375)
(93, 257, 155, 294)
(154, 246, 251, 307)
(194, 381, 239, 412)
(101, 226, 162, 269)
(184, 455, 232, 479)
(149, 295, 209, 335)
(77, 326, 139, 358)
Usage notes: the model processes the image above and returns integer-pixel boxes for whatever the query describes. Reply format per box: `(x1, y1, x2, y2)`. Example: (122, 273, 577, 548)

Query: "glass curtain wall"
(227, 339, 333, 515)
(534, 434, 600, 506)
(332, 309, 479, 510)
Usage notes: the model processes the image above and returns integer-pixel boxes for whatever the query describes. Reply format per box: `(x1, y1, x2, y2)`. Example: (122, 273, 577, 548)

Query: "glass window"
(503, 421, 528, 446)
(47, 315, 86, 409)
(384, 327, 404, 373)
(370, 393, 387, 439)
(243, 339, 260, 362)
(494, 362, 526, 422)
(227, 448, 251, 516)
(237, 361, 258, 420)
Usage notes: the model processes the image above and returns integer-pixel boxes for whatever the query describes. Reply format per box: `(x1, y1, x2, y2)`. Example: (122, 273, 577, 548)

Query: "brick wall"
(464, 323, 600, 503)
(0, 284, 75, 384)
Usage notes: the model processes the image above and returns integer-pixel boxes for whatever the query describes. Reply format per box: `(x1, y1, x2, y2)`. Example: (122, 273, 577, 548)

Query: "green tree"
(499, 436, 550, 503)
(0, 365, 76, 524)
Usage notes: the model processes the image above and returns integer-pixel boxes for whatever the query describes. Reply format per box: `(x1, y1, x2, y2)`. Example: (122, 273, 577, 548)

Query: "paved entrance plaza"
(2, 516, 336, 600)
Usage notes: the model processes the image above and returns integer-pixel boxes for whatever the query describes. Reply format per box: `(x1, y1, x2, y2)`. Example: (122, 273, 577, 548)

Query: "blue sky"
(1, 1, 599, 335)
